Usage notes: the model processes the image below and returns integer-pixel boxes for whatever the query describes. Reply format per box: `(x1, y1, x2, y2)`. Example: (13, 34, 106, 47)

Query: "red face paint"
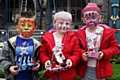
(18, 19, 36, 37)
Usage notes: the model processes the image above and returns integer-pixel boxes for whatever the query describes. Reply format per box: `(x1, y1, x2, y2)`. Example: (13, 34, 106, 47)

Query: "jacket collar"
(75, 29, 87, 50)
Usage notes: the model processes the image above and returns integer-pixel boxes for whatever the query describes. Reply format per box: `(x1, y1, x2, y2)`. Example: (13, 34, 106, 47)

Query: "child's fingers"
(66, 59, 72, 68)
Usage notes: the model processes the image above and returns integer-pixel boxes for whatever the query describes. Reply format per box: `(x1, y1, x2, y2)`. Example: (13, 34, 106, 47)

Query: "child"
(75, 3, 118, 80)
(39, 11, 81, 80)
(0, 11, 41, 80)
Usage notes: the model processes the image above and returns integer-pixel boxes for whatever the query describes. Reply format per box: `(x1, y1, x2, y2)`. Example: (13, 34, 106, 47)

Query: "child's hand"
(9, 66, 19, 75)
(45, 60, 51, 70)
(66, 59, 72, 68)
(97, 51, 104, 60)
(32, 62, 40, 71)
(82, 52, 89, 61)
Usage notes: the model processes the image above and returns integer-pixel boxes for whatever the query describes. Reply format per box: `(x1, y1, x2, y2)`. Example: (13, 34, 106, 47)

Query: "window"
(71, 9, 75, 22)
(71, 0, 86, 23)
(77, 9, 81, 22)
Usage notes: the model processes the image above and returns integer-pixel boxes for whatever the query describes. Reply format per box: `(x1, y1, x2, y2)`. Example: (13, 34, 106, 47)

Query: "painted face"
(57, 19, 71, 30)
(17, 19, 36, 37)
(83, 12, 99, 28)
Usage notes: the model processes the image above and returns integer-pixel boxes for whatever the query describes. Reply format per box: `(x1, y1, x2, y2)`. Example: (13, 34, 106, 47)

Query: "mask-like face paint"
(57, 19, 71, 30)
(18, 19, 36, 37)
(83, 12, 99, 28)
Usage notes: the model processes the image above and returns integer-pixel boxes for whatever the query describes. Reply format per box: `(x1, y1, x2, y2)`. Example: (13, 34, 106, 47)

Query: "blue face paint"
(83, 12, 99, 28)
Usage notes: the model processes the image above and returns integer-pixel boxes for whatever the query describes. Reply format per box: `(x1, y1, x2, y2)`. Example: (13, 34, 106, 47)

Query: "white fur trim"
(54, 11, 72, 20)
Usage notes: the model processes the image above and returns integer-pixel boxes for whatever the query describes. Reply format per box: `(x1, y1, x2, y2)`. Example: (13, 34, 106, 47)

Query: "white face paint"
(57, 19, 71, 30)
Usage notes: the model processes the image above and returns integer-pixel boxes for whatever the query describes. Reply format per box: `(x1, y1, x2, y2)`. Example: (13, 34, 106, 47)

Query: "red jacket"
(39, 30, 81, 80)
(75, 24, 119, 79)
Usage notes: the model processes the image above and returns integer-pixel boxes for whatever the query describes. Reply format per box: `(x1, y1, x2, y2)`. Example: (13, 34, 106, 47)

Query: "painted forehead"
(83, 11, 99, 18)
(84, 11, 99, 15)
(19, 18, 35, 23)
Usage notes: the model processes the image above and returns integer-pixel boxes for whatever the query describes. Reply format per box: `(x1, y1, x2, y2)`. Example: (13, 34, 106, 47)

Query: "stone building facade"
(0, 0, 118, 31)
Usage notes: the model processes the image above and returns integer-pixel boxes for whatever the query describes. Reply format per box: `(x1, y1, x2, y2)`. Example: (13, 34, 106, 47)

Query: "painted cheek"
(85, 20, 89, 23)
(92, 13, 99, 24)
(95, 18, 99, 23)
(19, 25, 27, 31)
(57, 23, 62, 29)
(83, 17, 90, 23)
(66, 21, 71, 29)
(84, 19, 90, 25)
(85, 18, 99, 27)
(66, 24, 70, 29)
(28, 27, 32, 31)
(19, 26, 24, 32)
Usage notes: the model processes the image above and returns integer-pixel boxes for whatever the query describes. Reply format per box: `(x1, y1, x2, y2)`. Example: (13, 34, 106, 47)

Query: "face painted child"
(16, 15, 37, 38)
(76, 3, 118, 80)
(0, 12, 41, 80)
(83, 11, 100, 28)
(40, 11, 81, 80)
(82, 3, 101, 29)
(53, 11, 72, 34)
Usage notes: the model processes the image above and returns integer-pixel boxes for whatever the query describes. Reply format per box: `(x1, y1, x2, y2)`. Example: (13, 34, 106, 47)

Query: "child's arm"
(39, 40, 51, 66)
(0, 42, 14, 73)
(100, 33, 118, 60)
(68, 37, 81, 67)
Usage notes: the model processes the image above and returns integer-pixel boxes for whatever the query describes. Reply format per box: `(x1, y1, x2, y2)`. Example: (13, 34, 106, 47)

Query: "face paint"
(57, 19, 71, 30)
(83, 12, 99, 28)
(18, 19, 36, 37)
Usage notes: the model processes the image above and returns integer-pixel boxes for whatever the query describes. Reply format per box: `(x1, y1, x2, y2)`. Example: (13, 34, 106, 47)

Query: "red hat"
(82, 3, 100, 14)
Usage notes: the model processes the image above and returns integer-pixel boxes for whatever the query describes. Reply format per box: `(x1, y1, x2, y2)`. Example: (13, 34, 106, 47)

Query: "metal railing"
(8, 29, 46, 41)
(0, 30, 7, 42)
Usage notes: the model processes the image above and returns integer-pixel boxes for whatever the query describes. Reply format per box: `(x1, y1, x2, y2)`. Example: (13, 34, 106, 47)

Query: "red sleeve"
(102, 33, 118, 60)
(39, 39, 50, 65)
(68, 37, 81, 67)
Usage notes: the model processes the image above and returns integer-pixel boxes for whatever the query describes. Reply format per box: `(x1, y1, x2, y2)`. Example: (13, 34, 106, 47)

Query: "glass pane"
(56, 0, 61, 7)
(15, 0, 19, 8)
(71, 0, 75, 7)
(56, 0, 65, 9)
(27, 0, 34, 11)
(81, 0, 87, 9)
(77, 9, 81, 22)
(77, 0, 81, 7)
(63, 0, 67, 7)
(71, 9, 75, 22)
(10, 0, 14, 8)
